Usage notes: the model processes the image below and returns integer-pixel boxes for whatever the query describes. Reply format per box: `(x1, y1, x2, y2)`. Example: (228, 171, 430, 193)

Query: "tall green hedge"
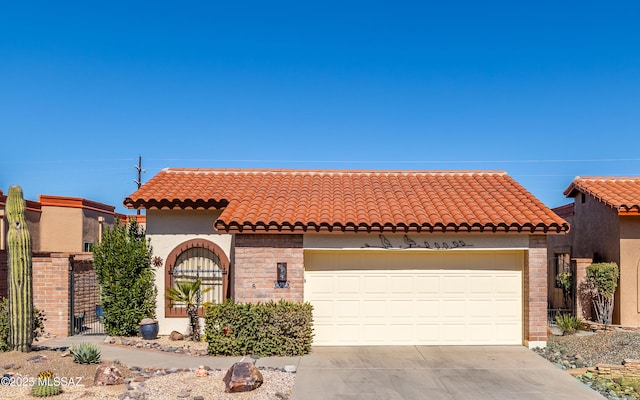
(204, 300, 313, 356)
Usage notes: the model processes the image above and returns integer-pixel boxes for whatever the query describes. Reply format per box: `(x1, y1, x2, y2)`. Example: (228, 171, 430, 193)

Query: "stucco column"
(525, 235, 548, 348)
(572, 258, 593, 321)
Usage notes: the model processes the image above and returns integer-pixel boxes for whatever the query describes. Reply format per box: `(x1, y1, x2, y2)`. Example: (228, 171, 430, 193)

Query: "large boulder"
(94, 366, 124, 386)
(169, 331, 185, 341)
(223, 362, 264, 393)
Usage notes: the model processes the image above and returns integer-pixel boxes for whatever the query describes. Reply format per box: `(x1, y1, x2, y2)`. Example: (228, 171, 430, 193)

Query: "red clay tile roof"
(565, 177, 640, 214)
(124, 168, 568, 233)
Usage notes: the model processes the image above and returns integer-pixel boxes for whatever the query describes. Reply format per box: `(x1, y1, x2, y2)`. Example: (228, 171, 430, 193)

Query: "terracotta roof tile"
(565, 177, 640, 214)
(124, 168, 568, 233)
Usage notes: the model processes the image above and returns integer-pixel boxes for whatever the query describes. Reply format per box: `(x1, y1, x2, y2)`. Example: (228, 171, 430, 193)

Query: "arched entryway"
(164, 239, 229, 317)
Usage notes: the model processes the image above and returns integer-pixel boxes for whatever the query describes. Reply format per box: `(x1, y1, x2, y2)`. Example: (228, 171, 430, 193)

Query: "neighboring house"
(124, 168, 568, 348)
(0, 189, 137, 337)
(0, 191, 121, 253)
(547, 177, 640, 327)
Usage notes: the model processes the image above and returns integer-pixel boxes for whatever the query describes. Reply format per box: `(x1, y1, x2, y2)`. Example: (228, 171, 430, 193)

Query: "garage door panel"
(388, 276, 415, 294)
(335, 300, 359, 318)
(442, 276, 466, 294)
(337, 276, 361, 294)
(440, 325, 467, 343)
(387, 300, 414, 319)
(363, 276, 386, 295)
(468, 300, 493, 317)
(415, 276, 440, 294)
(307, 275, 334, 295)
(362, 300, 387, 318)
(416, 300, 441, 318)
(468, 276, 494, 294)
(417, 325, 442, 342)
(441, 300, 466, 318)
(305, 251, 522, 346)
(495, 276, 521, 294)
(388, 324, 415, 343)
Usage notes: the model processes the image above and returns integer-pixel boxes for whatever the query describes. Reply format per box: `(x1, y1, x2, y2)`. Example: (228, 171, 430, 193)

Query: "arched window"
(165, 239, 229, 317)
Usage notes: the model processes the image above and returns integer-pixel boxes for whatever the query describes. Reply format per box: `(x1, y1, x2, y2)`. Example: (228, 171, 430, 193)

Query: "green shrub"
(92, 219, 157, 336)
(71, 342, 101, 364)
(204, 300, 313, 357)
(585, 262, 619, 325)
(0, 297, 46, 352)
(555, 313, 583, 335)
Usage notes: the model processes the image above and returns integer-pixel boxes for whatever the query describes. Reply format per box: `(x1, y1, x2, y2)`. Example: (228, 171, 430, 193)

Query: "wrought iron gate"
(70, 259, 104, 335)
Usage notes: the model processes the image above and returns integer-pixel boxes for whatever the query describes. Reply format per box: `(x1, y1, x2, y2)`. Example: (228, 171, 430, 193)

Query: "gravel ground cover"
(534, 330, 640, 400)
(0, 336, 296, 400)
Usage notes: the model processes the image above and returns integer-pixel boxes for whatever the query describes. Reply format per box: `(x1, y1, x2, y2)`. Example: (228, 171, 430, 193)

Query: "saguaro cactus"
(6, 185, 33, 352)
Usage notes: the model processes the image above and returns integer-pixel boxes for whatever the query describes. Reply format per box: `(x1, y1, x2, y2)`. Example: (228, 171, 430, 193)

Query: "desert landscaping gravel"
(0, 336, 295, 400)
(536, 330, 640, 367)
(535, 330, 640, 400)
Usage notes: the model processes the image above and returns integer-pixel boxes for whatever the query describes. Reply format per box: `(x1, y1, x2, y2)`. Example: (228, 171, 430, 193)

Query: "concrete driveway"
(292, 346, 605, 400)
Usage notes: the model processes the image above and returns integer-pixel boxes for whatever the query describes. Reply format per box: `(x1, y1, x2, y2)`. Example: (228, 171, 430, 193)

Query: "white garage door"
(305, 250, 523, 346)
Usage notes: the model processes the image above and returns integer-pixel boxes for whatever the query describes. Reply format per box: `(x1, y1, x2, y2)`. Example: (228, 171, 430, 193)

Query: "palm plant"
(166, 279, 211, 341)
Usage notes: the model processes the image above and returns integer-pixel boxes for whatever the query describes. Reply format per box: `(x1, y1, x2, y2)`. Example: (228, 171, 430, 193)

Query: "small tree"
(92, 219, 157, 336)
(166, 279, 210, 341)
(585, 262, 619, 326)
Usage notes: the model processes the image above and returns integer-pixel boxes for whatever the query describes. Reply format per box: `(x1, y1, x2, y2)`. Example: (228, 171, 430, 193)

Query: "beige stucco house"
(548, 177, 640, 326)
(125, 168, 568, 348)
(0, 190, 133, 337)
(0, 191, 121, 253)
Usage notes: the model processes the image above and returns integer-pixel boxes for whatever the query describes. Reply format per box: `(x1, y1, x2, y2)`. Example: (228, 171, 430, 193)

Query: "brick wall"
(233, 234, 304, 303)
(71, 256, 99, 322)
(1, 251, 96, 339)
(525, 235, 548, 346)
(32, 253, 72, 338)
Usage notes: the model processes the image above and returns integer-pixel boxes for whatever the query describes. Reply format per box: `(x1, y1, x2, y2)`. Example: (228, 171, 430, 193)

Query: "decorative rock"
(195, 365, 208, 377)
(223, 362, 264, 393)
(27, 355, 48, 363)
(95, 365, 125, 386)
(284, 365, 296, 373)
(169, 331, 184, 341)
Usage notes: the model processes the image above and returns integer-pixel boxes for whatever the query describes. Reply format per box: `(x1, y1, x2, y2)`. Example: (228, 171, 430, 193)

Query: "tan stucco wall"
(619, 216, 640, 326)
(82, 209, 116, 248)
(571, 196, 620, 262)
(40, 206, 83, 252)
(145, 209, 232, 335)
(572, 195, 622, 322)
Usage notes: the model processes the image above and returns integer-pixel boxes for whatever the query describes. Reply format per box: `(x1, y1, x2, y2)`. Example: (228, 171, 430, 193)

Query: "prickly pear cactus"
(6, 185, 34, 352)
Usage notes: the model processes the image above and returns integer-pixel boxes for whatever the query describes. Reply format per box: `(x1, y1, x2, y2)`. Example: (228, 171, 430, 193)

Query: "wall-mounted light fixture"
(275, 262, 289, 288)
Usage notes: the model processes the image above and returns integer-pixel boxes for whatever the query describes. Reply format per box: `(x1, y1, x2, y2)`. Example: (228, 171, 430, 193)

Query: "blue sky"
(1, 1, 639, 214)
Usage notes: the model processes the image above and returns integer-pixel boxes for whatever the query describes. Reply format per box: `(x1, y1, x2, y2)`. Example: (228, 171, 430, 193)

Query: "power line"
(146, 157, 640, 164)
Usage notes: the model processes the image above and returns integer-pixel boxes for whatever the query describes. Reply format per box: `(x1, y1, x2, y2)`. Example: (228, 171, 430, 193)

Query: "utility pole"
(134, 155, 144, 216)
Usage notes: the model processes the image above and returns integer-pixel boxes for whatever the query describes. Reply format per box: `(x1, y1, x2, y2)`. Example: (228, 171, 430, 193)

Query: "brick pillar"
(233, 234, 304, 303)
(525, 235, 548, 348)
(572, 258, 593, 321)
(32, 253, 72, 338)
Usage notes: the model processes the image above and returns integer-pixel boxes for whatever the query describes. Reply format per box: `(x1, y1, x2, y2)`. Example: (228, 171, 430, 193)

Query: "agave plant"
(166, 279, 211, 341)
(71, 342, 101, 364)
